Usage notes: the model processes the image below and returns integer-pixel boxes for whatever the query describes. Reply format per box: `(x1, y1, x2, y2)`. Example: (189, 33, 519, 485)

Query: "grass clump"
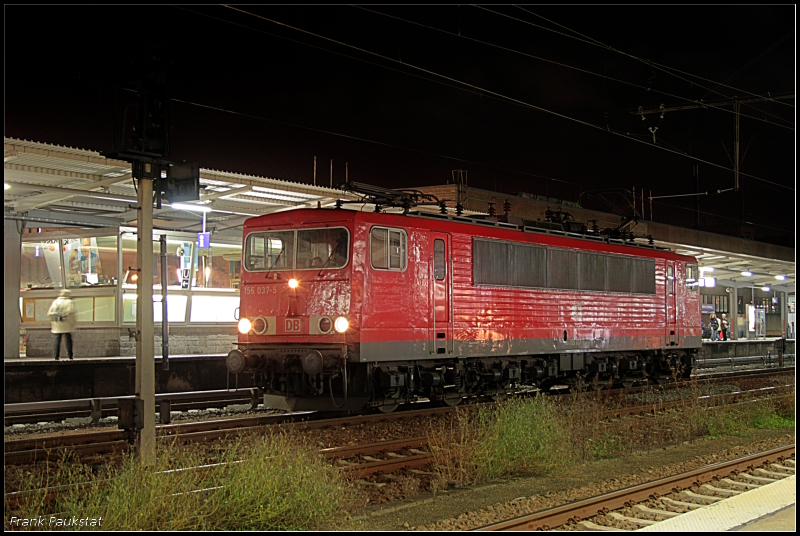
(427, 396, 568, 486)
(427, 375, 795, 489)
(706, 397, 795, 438)
(6, 430, 355, 531)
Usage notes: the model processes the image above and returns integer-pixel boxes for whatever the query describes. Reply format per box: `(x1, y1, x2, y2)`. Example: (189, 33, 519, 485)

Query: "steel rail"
(473, 444, 795, 531)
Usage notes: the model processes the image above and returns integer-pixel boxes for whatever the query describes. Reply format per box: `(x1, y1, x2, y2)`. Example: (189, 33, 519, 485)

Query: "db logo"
(284, 318, 301, 333)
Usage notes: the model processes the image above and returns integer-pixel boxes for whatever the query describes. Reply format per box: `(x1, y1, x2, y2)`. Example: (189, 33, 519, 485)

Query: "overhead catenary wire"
(504, 5, 796, 127)
(353, 5, 794, 131)
(220, 5, 793, 193)
(13, 9, 791, 236)
(502, 5, 795, 110)
(700, 31, 794, 101)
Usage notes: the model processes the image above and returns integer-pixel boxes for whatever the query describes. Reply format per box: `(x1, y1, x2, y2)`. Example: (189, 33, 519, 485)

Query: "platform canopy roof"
(4, 137, 794, 292)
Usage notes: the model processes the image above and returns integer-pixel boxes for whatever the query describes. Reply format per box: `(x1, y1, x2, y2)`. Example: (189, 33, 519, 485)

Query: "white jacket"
(48, 297, 77, 334)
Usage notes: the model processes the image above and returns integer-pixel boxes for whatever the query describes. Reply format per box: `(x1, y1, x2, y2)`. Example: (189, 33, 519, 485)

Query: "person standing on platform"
(709, 313, 719, 341)
(720, 314, 729, 341)
(48, 289, 77, 360)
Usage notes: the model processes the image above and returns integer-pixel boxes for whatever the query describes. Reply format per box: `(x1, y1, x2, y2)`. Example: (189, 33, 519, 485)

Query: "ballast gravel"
(347, 429, 794, 531)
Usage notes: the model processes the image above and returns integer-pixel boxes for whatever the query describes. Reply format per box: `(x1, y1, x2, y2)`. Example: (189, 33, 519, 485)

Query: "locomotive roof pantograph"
(330, 181, 667, 254)
(336, 181, 451, 215)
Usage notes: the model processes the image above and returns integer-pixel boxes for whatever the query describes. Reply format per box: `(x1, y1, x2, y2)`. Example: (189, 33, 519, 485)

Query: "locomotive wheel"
(377, 403, 399, 413)
(438, 395, 463, 407)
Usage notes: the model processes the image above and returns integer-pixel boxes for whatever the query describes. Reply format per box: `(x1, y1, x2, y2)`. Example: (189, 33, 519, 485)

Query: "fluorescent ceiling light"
(761, 286, 770, 292)
(704, 277, 716, 287)
(741, 271, 752, 277)
(775, 275, 785, 281)
(171, 203, 211, 213)
(4, 183, 9, 190)
(700, 266, 714, 272)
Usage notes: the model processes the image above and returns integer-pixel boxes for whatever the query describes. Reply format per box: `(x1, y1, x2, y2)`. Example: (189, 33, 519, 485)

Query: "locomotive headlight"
(288, 278, 299, 289)
(334, 316, 349, 333)
(238, 318, 252, 334)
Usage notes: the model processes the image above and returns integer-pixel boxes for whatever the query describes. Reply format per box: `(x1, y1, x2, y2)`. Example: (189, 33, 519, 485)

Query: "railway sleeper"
(632, 504, 681, 520)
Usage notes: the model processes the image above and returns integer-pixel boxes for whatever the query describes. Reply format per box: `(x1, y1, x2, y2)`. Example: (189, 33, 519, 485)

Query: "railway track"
(3, 405, 454, 465)
(5, 364, 793, 428)
(474, 444, 795, 531)
(5, 381, 792, 466)
(4, 388, 262, 427)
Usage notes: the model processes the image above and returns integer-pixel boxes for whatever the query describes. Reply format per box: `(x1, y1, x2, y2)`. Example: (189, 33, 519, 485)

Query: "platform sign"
(197, 232, 211, 249)
(179, 242, 192, 270)
(701, 303, 715, 314)
(181, 268, 190, 289)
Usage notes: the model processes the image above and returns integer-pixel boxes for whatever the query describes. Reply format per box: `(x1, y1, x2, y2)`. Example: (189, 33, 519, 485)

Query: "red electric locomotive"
(228, 189, 701, 412)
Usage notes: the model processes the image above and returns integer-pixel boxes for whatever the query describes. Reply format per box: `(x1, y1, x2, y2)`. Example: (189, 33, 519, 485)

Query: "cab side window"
(433, 239, 445, 280)
(685, 264, 699, 292)
(371, 227, 407, 271)
(667, 265, 674, 296)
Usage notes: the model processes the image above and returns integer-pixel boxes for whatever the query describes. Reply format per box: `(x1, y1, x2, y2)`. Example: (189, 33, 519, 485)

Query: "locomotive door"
(665, 261, 678, 346)
(430, 232, 452, 354)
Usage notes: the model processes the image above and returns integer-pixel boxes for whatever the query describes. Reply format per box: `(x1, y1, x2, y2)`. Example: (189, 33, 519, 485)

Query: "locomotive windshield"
(244, 227, 349, 272)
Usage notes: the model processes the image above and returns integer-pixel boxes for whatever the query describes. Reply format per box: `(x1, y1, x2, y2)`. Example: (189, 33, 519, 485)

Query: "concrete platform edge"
(637, 474, 795, 531)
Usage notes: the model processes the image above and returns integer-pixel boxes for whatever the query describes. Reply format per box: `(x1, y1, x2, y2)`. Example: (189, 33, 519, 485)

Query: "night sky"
(5, 5, 795, 245)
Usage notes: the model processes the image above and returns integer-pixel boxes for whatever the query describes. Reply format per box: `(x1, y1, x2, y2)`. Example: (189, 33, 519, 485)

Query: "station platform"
(639, 474, 795, 532)
(4, 353, 255, 404)
(3, 338, 794, 405)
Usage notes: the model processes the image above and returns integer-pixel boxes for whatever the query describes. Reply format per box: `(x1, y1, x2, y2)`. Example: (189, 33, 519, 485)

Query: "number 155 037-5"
(244, 285, 277, 295)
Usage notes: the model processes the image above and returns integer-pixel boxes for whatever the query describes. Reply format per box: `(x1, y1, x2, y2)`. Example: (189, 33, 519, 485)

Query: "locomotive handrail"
(431, 254, 435, 355)
(450, 255, 455, 354)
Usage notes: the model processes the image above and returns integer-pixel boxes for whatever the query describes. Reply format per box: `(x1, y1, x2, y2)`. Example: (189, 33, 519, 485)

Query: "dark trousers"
(53, 332, 73, 359)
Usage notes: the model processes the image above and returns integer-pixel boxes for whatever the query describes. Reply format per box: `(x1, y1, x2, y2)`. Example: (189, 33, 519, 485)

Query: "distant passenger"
(709, 314, 719, 341)
(308, 256, 323, 268)
(720, 314, 729, 341)
(48, 289, 77, 360)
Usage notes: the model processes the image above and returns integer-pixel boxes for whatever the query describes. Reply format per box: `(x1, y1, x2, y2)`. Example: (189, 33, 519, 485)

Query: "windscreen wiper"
(264, 247, 284, 279)
(316, 245, 338, 277)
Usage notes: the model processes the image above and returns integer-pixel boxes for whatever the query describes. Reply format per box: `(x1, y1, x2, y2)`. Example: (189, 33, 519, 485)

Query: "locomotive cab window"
(244, 228, 349, 272)
(371, 227, 407, 271)
(685, 264, 698, 291)
(244, 231, 294, 272)
(296, 228, 349, 270)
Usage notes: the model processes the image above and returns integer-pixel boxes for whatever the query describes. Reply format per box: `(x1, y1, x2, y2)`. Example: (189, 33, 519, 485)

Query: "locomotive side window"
(606, 256, 633, 293)
(296, 228, 349, 270)
(547, 248, 578, 290)
(578, 251, 606, 291)
(631, 258, 657, 294)
(685, 264, 698, 291)
(667, 265, 675, 295)
(473, 237, 655, 294)
(434, 239, 445, 280)
(244, 231, 294, 272)
(371, 227, 407, 271)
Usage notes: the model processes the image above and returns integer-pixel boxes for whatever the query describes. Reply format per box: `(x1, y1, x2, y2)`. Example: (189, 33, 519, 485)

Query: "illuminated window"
(371, 227, 407, 271)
